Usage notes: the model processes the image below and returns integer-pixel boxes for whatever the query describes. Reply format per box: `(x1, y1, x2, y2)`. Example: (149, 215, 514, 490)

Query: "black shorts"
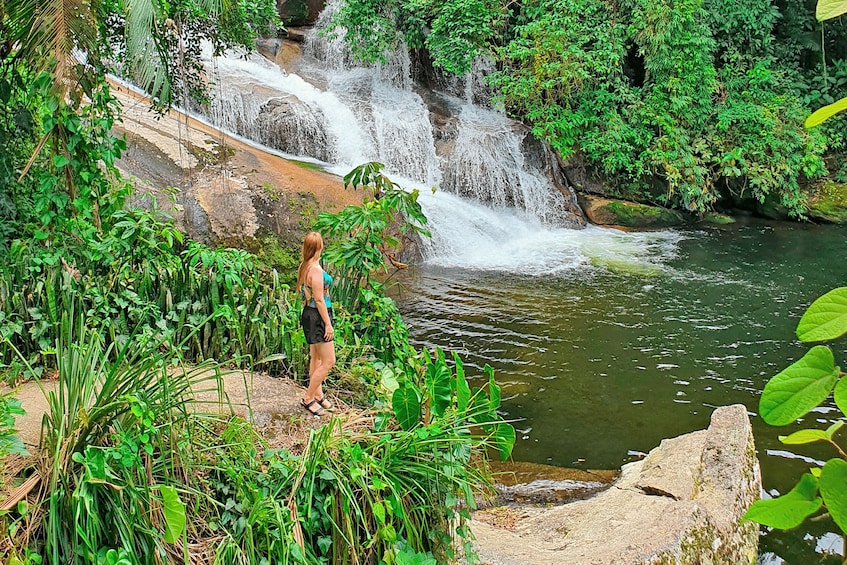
(301, 306, 334, 344)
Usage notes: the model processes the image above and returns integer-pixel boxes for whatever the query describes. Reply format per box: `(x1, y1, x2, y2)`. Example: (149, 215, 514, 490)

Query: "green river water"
(396, 218, 847, 564)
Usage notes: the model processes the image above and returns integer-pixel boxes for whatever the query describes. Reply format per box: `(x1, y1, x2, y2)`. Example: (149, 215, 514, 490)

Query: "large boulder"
(807, 182, 847, 224)
(578, 194, 685, 228)
(470, 404, 761, 565)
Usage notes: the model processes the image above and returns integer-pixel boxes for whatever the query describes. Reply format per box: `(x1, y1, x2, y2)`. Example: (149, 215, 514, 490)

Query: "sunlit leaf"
(816, 0, 847, 21)
(742, 473, 822, 528)
(820, 458, 847, 533)
(796, 287, 847, 341)
(834, 377, 847, 417)
(779, 429, 828, 445)
(160, 485, 186, 544)
(760, 346, 839, 425)
(826, 420, 845, 440)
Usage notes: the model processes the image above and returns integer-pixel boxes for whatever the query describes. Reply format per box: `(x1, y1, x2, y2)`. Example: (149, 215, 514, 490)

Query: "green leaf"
(826, 420, 845, 440)
(834, 377, 847, 416)
(392, 385, 421, 431)
(53, 155, 70, 168)
(160, 485, 186, 544)
(820, 458, 847, 533)
(742, 473, 822, 528)
(779, 429, 828, 445)
(816, 0, 847, 21)
(453, 351, 470, 413)
(759, 346, 839, 425)
(426, 349, 452, 418)
(495, 423, 516, 461)
(796, 287, 847, 341)
(486, 365, 500, 410)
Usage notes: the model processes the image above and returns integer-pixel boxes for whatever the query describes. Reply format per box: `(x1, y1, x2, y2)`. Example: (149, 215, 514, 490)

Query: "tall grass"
(3, 304, 231, 564)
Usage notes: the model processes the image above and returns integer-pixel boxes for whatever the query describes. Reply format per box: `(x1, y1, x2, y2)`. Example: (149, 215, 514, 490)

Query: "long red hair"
(297, 231, 323, 291)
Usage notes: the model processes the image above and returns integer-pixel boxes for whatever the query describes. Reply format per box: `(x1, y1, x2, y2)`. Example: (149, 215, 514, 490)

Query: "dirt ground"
(2, 370, 341, 454)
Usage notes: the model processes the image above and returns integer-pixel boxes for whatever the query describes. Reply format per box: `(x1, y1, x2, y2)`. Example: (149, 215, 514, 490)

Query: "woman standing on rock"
(297, 231, 336, 416)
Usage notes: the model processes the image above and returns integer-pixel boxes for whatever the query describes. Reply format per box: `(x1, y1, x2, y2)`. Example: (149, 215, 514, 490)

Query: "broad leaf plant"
(743, 287, 847, 544)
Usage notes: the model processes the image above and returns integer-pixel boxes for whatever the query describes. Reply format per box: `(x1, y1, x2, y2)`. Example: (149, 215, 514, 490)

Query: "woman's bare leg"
(304, 342, 335, 404)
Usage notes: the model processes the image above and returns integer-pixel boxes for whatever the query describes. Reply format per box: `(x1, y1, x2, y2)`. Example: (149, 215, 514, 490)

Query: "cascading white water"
(195, 2, 680, 273)
(440, 104, 574, 225)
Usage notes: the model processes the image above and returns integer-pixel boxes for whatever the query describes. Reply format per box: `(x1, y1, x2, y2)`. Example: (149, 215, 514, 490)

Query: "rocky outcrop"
(113, 85, 360, 250)
(578, 193, 685, 228)
(470, 404, 760, 565)
(807, 181, 847, 224)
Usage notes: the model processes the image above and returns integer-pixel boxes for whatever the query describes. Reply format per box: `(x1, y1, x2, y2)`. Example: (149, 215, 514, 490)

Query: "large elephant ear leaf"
(495, 423, 516, 461)
(392, 385, 421, 431)
(742, 473, 822, 529)
(759, 346, 839, 426)
(796, 287, 847, 342)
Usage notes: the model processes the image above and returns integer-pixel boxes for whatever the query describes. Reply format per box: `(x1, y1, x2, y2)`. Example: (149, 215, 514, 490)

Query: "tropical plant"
(315, 162, 430, 312)
(2, 305, 228, 564)
(287, 346, 514, 564)
(806, 0, 847, 127)
(0, 390, 26, 458)
(742, 287, 847, 550)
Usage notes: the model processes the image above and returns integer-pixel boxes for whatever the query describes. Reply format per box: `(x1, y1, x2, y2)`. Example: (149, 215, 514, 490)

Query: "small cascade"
(195, 0, 596, 271)
(303, 0, 412, 91)
(440, 105, 576, 225)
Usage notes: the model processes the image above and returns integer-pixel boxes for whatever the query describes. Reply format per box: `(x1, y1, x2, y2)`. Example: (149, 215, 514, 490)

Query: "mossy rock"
(578, 194, 684, 228)
(807, 182, 847, 224)
(702, 212, 735, 225)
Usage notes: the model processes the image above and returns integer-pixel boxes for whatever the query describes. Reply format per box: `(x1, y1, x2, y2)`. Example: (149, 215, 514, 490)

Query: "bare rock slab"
(470, 404, 760, 564)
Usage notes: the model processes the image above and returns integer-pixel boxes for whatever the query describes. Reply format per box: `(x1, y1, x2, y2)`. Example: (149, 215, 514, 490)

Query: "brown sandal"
(301, 399, 326, 417)
(317, 396, 334, 411)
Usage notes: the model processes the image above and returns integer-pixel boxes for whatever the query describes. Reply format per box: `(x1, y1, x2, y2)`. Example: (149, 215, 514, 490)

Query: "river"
(395, 217, 847, 564)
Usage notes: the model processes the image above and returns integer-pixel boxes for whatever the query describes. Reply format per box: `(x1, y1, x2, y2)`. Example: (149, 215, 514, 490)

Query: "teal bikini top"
(303, 269, 333, 309)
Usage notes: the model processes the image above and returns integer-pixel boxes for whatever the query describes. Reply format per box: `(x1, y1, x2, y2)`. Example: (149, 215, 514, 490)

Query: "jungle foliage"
(327, 0, 847, 215)
(0, 2, 515, 562)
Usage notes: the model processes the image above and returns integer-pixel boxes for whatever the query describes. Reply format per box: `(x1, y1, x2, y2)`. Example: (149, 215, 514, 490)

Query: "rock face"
(807, 181, 847, 224)
(470, 404, 761, 565)
(578, 193, 685, 228)
(112, 85, 360, 251)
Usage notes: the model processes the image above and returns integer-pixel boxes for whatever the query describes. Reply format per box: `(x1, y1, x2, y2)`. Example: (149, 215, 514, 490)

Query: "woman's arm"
(308, 267, 334, 340)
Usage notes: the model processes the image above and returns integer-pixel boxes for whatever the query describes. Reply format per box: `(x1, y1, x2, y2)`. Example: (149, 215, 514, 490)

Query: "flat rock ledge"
(470, 404, 761, 565)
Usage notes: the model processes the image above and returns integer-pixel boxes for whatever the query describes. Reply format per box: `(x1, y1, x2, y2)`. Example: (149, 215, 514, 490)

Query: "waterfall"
(195, 1, 623, 271)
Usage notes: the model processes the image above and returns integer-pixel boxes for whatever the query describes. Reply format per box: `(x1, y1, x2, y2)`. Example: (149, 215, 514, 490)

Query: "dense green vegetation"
(327, 0, 847, 215)
(0, 1, 515, 562)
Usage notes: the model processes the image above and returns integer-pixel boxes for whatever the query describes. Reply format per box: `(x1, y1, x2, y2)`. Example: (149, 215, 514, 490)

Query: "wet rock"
(702, 212, 735, 225)
(256, 97, 336, 163)
(578, 193, 685, 228)
(488, 461, 617, 505)
(755, 194, 790, 221)
(470, 404, 760, 565)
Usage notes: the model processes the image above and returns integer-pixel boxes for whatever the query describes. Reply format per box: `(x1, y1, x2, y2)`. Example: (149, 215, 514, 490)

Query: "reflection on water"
(396, 219, 847, 563)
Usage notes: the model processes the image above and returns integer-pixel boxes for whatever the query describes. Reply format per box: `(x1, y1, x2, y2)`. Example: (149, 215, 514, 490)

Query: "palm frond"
(125, 0, 171, 103)
(8, 0, 99, 93)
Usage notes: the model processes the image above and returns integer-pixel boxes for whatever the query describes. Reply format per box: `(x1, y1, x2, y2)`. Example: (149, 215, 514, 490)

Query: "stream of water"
(395, 218, 847, 564)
